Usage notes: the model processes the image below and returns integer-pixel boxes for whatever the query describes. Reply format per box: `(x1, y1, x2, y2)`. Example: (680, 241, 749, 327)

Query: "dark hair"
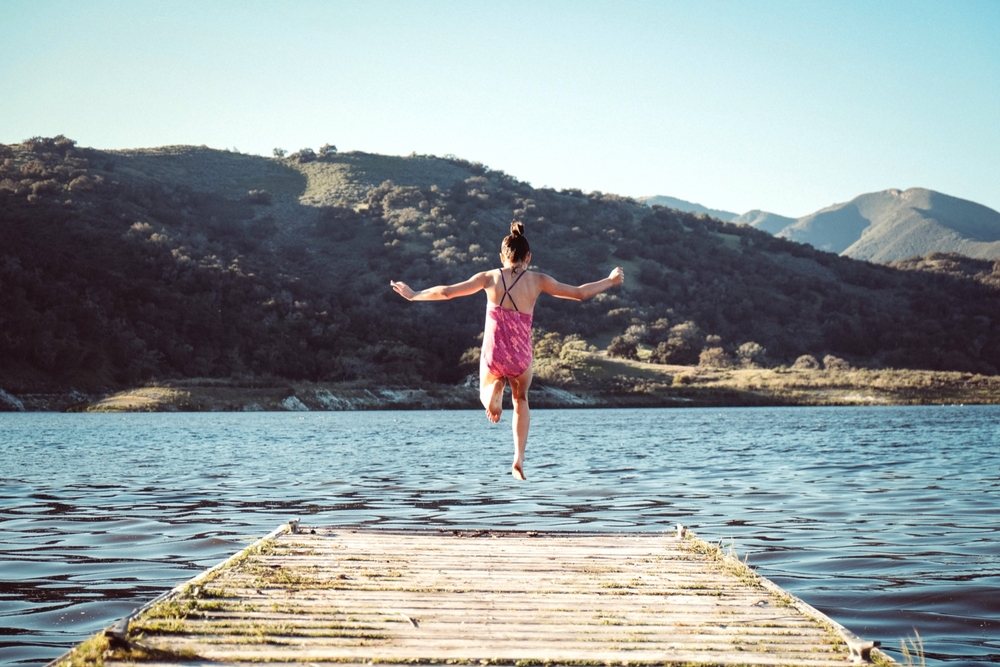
(501, 221, 530, 264)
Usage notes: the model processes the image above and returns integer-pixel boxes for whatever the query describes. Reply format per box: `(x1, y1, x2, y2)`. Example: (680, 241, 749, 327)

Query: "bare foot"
(485, 379, 504, 423)
(511, 462, 526, 481)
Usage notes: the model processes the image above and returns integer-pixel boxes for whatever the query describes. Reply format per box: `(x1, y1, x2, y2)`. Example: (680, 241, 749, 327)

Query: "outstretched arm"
(391, 272, 490, 301)
(539, 267, 625, 301)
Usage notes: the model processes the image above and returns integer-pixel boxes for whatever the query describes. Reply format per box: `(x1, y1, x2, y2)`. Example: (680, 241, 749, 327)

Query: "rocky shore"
(4, 362, 1000, 412)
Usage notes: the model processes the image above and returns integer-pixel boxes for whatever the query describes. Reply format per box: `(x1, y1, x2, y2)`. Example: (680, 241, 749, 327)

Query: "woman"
(391, 221, 624, 481)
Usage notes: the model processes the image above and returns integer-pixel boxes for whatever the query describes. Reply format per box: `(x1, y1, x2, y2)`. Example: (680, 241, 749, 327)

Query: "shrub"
(245, 189, 272, 205)
(669, 321, 704, 348)
(647, 317, 671, 343)
(699, 347, 733, 368)
(823, 354, 852, 371)
(736, 341, 766, 368)
(31, 179, 62, 195)
(272, 148, 287, 158)
(20, 160, 50, 178)
(792, 354, 821, 370)
(381, 185, 425, 210)
(559, 335, 589, 364)
(68, 175, 95, 192)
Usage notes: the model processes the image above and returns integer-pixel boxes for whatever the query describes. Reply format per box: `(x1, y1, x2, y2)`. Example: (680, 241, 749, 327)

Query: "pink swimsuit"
(480, 270, 534, 379)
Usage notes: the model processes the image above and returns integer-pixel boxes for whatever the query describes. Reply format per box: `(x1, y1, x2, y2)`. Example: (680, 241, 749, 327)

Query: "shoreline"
(4, 359, 1000, 412)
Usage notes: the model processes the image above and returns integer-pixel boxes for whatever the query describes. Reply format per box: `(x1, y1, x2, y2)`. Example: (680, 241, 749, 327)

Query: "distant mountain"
(777, 188, 1000, 262)
(646, 188, 1000, 263)
(640, 195, 738, 221)
(732, 210, 796, 235)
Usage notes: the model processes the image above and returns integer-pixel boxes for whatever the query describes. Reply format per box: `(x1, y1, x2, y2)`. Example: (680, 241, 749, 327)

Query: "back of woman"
(390, 220, 624, 481)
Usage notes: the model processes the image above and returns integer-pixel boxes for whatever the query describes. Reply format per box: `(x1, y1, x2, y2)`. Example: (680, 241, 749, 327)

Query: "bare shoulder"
(533, 271, 563, 290)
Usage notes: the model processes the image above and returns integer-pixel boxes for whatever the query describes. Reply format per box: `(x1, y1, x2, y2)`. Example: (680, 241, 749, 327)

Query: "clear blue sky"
(3, 0, 998, 217)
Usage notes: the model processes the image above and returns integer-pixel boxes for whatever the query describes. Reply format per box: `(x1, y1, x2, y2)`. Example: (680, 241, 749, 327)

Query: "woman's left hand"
(390, 280, 416, 300)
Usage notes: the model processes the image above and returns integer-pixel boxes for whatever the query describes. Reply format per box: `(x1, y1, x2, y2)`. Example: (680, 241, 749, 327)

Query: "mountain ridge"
(638, 195, 738, 221)
(731, 209, 796, 235)
(644, 188, 1000, 262)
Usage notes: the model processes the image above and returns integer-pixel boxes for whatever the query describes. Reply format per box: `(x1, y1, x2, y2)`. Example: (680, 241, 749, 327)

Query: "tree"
(649, 340, 698, 365)
(320, 143, 337, 156)
(272, 148, 287, 158)
(607, 335, 638, 360)
(534, 332, 564, 359)
(22, 135, 76, 154)
(290, 148, 316, 163)
(648, 321, 703, 365)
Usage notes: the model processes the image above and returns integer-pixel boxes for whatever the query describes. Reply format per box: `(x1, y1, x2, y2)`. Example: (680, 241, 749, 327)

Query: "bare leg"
(480, 369, 505, 424)
(508, 366, 533, 480)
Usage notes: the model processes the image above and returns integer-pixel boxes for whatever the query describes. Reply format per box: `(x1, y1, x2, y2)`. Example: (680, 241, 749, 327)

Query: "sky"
(2, 0, 998, 217)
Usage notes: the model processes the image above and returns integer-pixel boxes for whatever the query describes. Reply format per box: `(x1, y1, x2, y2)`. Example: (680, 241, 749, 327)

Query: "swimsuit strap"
(499, 268, 527, 311)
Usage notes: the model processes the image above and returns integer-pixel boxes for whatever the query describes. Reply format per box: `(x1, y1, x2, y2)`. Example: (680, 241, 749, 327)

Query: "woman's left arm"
(539, 267, 625, 301)
(391, 272, 490, 301)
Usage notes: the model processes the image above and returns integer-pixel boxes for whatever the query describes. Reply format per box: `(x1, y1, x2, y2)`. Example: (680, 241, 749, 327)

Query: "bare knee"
(510, 370, 532, 403)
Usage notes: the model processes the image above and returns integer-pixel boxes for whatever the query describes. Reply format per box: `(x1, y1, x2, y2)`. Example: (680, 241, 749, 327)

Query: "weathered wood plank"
(52, 525, 892, 667)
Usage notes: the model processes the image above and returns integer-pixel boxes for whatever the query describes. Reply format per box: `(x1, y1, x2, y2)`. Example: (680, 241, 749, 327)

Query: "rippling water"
(1, 407, 998, 666)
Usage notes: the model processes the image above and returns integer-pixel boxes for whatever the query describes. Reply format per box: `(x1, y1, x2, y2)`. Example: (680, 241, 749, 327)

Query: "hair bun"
(510, 221, 525, 237)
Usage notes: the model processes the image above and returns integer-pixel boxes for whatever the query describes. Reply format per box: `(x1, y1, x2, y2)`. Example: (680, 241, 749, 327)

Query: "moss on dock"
(53, 526, 868, 667)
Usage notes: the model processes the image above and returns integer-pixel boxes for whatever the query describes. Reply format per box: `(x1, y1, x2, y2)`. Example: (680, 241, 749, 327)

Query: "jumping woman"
(390, 221, 625, 481)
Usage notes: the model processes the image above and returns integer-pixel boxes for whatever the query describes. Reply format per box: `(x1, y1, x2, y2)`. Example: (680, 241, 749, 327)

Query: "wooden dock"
(53, 522, 891, 666)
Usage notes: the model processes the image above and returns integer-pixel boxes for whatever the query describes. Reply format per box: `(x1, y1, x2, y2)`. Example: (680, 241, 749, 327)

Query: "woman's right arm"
(391, 272, 491, 301)
(538, 267, 624, 301)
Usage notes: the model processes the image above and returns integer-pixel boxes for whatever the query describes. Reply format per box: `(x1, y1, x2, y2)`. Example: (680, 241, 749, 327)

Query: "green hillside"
(3, 136, 1000, 397)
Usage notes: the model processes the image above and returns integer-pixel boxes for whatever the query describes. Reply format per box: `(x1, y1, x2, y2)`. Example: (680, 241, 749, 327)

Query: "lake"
(1, 406, 998, 666)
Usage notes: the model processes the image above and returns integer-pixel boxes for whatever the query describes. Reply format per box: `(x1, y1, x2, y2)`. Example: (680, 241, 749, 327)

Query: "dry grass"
(294, 151, 470, 206)
(900, 631, 926, 666)
(85, 386, 195, 412)
(583, 353, 1000, 405)
(76, 354, 1000, 413)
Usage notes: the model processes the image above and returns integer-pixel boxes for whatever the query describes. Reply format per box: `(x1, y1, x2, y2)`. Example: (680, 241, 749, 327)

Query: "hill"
(639, 195, 737, 221)
(3, 136, 1000, 401)
(731, 209, 796, 235)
